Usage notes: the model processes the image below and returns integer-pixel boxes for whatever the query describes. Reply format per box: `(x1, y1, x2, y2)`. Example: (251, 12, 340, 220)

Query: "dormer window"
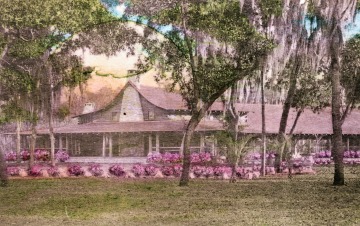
(112, 112, 119, 121)
(148, 111, 155, 120)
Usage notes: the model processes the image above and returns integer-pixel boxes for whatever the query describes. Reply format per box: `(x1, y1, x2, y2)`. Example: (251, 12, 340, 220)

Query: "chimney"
(82, 102, 95, 114)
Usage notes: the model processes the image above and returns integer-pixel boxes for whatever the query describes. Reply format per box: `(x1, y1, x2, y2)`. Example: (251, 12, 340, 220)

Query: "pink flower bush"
(20, 150, 30, 161)
(191, 165, 205, 177)
(147, 152, 162, 163)
(109, 164, 126, 177)
(5, 151, 17, 162)
(47, 167, 60, 177)
(162, 152, 182, 163)
(132, 164, 145, 177)
(34, 149, 50, 161)
(68, 164, 84, 176)
(29, 165, 42, 177)
(199, 152, 212, 162)
(213, 165, 232, 177)
(7, 166, 20, 176)
(161, 165, 174, 176)
(55, 150, 70, 162)
(190, 153, 201, 163)
(203, 166, 214, 178)
(173, 164, 183, 177)
(144, 164, 159, 176)
(88, 164, 103, 176)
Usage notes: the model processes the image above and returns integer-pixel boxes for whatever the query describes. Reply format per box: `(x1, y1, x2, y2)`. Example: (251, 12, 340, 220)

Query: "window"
(112, 112, 119, 121)
(148, 111, 155, 120)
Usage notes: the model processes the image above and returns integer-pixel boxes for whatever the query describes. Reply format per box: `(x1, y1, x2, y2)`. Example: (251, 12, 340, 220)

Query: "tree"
(0, 0, 116, 173)
(216, 131, 253, 183)
(240, 0, 357, 185)
(124, 0, 272, 186)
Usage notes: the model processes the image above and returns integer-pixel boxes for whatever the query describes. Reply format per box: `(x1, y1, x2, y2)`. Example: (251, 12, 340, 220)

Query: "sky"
(77, 2, 360, 94)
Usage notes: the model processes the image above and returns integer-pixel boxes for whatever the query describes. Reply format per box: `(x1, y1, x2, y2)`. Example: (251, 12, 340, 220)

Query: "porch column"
(148, 134, 152, 154)
(347, 137, 350, 151)
(109, 134, 113, 157)
(102, 134, 106, 157)
(200, 133, 205, 152)
(65, 135, 69, 152)
(155, 133, 160, 152)
(59, 135, 63, 151)
(180, 133, 185, 155)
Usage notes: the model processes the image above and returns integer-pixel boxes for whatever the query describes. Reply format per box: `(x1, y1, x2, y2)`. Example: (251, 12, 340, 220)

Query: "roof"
(133, 83, 224, 111)
(16, 105, 360, 136)
(241, 104, 360, 135)
(19, 120, 224, 135)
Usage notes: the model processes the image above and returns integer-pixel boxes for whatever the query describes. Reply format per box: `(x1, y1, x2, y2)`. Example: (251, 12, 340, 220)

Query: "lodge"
(3, 78, 360, 163)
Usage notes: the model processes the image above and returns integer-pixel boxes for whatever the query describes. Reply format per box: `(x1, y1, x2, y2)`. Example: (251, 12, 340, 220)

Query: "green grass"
(0, 167, 360, 226)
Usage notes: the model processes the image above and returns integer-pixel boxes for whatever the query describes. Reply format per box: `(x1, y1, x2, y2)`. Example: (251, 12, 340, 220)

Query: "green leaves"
(259, 0, 283, 26)
(341, 34, 360, 107)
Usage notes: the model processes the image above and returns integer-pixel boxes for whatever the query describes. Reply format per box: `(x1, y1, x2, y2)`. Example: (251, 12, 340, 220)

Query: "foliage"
(68, 164, 84, 176)
(88, 164, 104, 177)
(5, 151, 17, 162)
(216, 132, 254, 165)
(19, 150, 30, 161)
(47, 166, 60, 177)
(34, 149, 50, 161)
(144, 164, 159, 176)
(28, 165, 42, 177)
(259, 0, 283, 26)
(161, 165, 174, 176)
(341, 34, 360, 108)
(55, 150, 70, 162)
(108, 164, 126, 177)
(6, 166, 20, 176)
(131, 164, 145, 177)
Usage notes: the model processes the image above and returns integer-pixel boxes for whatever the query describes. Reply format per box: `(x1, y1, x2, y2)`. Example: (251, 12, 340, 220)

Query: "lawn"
(0, 167, 359, 226)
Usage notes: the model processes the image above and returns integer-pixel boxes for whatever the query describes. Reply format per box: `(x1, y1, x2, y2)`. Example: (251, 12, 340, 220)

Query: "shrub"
(109, 164, 126, 177)
(199, 152, 212, 162)
(161, 165, 174, 176)
(192, 165, 205, 177)
(203, 166, 214, 178)
(88, 164, 103, 176)
(173, 164, 183, 177)
(34, 149, 50, 161)
(29, 165, 42, 177)
(213, 165, 232, 176)
(5, 151, 17, 162)
(131, 164, 145, 177)
(20, 150, 30, 161)
(68, 164, 84, 176)
(7, 166, 20, 176)
(162, 152, 182, 163)
(144, 164, 159, 176)
(47, 167, 60, 177)
(147, 152, 162, 163)
(190, 153, 201, 163)
(55, 150, 70, 162)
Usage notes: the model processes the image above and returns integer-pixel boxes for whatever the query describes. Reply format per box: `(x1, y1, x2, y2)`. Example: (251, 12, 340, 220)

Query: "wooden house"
(8, 80, 360, 162)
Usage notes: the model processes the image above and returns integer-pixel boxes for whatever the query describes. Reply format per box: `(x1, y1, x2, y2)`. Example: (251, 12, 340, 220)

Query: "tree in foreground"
(124, 0, 272, 186)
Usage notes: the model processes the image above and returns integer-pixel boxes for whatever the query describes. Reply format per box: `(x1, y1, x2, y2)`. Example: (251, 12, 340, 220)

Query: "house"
(6, 79, 360, 162)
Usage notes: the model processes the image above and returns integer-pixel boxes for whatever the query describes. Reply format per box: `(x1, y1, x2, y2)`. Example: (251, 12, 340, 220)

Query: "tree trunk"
(179, 114, 202, 186)
(289, 110, 302, 135)
(29, 122, 37, 168)
(0, 133, 8, 187)
(261, 69, 266, 176)
(275, 58, 301, 172)
(48, 65, 56, 166)
(330, 52, 344, 186)
(16, 119, 21, 163)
